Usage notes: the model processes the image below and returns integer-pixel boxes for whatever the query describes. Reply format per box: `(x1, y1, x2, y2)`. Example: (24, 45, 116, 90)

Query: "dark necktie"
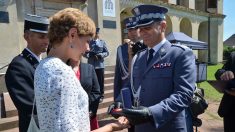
(147, 48, 154, 65)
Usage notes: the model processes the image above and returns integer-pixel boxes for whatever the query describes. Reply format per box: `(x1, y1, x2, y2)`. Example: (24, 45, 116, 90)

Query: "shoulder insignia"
(171, 44, 191, 50)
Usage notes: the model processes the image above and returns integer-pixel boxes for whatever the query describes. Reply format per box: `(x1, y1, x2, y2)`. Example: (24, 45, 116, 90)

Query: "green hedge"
(223, 46, 235, 60)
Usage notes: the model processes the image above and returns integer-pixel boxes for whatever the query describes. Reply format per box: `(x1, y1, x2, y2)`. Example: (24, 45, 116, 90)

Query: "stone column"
(209, 17, 224, 64)
(189, 0, 195, 9)
(0, 0, 23, 71)
(170, 16, 181, 32)
(217, 0, 223, 14)
(168, 0, 177, 4)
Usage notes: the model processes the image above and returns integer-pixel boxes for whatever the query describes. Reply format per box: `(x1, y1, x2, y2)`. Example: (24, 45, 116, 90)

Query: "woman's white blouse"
(34, 57, 90, 132)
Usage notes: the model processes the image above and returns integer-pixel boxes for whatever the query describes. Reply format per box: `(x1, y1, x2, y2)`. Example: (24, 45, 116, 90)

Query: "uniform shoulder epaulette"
(136, 48, 147, 54)
(99, 39, 104, 42)
(171, 44, 190, 50)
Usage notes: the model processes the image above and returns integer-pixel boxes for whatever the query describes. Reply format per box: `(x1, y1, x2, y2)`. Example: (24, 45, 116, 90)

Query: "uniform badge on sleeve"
(153, 62, 171, 69)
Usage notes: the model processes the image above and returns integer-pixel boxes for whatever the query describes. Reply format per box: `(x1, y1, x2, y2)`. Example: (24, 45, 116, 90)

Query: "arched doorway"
(198, 21, 208, 62)
(165, 15, 172, 35)
(180, 17, 192, 37)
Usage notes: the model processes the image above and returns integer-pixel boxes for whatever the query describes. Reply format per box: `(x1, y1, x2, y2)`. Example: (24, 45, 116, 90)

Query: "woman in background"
(34, 8, 129, 132)
(68, 56, 101, 130)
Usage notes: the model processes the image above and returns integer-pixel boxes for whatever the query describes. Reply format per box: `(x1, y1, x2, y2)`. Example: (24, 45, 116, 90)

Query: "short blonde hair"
(48, 8, 96, 45)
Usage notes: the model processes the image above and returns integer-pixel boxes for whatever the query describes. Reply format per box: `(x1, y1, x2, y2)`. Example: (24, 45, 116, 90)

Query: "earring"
(70, 44, 74, 49)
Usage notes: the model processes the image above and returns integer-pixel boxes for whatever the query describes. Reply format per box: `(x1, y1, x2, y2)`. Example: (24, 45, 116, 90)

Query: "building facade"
(0, 0, 225, 73)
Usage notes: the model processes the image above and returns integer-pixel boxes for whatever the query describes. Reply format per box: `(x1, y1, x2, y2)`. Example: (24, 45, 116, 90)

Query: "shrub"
(223, 46, 235, 60)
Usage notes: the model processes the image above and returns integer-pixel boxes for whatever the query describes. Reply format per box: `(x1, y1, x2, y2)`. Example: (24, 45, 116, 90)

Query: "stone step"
(99, 97, 113, 109)
(1, 127, 18, 132)
(105, 65, 115, 72)
(104, 72, 115, 78)
(3, 93, 17, 118)
(103, 89, 113, 99)
(104, 77, 114, 84)
(0, 116, 18, 131)
(97, 107, 111, 120)
(104, 83, 113, 91)
(0, 74, 7, 93)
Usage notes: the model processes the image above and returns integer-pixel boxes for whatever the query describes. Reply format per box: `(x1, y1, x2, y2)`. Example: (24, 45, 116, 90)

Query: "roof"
(224, 34, 235, 47)
(166, 32, 208, 50)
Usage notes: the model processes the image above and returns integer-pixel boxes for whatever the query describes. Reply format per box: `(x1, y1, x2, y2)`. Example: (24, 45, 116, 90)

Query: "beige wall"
(95, 0, 122, 66)
(0, 0, 25, 72)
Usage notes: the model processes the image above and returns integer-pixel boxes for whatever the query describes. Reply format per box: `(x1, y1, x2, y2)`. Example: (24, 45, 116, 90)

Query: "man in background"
(84, 28, 109, 102)
(5, 14, 49, 132)
(113, 16, 146, 102)
(215, 51, 235, 132)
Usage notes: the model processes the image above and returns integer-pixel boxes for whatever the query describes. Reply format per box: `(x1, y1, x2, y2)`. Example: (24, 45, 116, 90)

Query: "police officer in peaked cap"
(5, 14, 49, 132)
(83, 27, 109, 103)
(121, 5, 196, 132)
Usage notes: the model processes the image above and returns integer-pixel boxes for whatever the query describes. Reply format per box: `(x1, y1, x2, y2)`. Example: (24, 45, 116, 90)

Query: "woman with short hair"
(34, 8, 129, 132)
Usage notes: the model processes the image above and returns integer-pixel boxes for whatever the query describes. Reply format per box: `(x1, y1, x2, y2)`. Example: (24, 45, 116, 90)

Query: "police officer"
(112, 16, 144, 132)
(121, 5, 196, 132)
(84, 28, 109, 102)
(113, 16, 141, 102)
(215, 51, 235, 132)
(5, 14, 49, 132)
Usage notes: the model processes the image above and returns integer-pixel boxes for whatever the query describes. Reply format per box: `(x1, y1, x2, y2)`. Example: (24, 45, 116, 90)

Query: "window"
(208, 0, 217, 8)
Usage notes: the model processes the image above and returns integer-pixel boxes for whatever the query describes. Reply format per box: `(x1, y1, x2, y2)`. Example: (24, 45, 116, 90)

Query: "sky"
(223, 0, 235, 41)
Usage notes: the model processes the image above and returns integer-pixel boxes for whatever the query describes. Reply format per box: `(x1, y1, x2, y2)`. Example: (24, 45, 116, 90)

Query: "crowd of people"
(4, 3, 235, 132)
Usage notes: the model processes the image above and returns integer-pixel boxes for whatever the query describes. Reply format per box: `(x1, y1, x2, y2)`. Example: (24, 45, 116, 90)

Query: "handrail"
(0, 64, 9, 71)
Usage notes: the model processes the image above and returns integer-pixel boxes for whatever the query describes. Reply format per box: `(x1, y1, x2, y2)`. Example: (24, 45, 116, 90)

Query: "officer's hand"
(122, 106, 153, 125)
(107, 102, 123, 118)
(89, 52, 96, 57)
(220, 71, 234, 81)
(225, 89, 235, 96)
(127, 41, 134, 57)
(95, 54, 102, 60)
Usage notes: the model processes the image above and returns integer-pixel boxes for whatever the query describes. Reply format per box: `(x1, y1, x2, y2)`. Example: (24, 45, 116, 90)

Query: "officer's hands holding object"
(220, 71, 234, 81)
(94, 54, 102, 60)
(89, 51, 96, 57)
(107, 102, 123, 118)
(126, 40, 134, 58)
(122, 106, 153, 125)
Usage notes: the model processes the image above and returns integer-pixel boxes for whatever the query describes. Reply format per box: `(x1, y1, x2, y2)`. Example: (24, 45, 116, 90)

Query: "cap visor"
(136, 20, 155, 28)
(30, 29, 48, 34)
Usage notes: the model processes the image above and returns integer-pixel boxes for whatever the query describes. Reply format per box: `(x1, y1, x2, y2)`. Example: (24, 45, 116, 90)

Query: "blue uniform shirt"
(84, 39, 109, 69)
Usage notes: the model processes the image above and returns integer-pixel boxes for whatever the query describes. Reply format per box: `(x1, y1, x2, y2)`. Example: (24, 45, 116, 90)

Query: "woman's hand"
(91, 116, 130, 132)
(111, 116, 130, 131)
